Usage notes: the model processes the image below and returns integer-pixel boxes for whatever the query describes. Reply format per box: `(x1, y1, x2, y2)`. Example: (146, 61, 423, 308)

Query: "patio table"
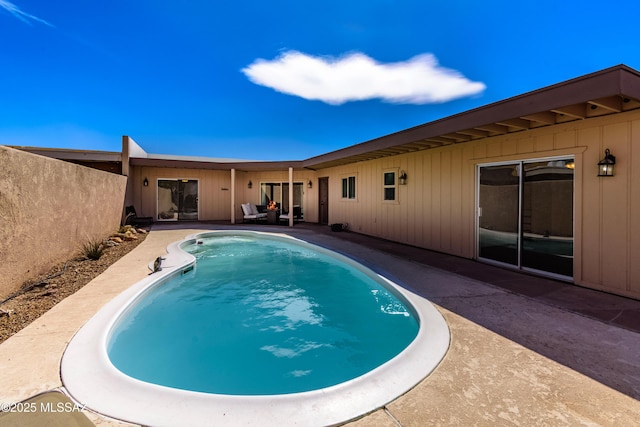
(267, 210, 280, 224)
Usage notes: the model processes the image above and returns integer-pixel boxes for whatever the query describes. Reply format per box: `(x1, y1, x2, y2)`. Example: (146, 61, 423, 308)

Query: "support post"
(231, 168, 236, 224)
(288, 167, 294, 227)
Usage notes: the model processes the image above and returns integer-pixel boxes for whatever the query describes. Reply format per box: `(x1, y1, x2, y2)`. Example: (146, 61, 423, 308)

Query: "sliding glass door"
(478, 164, 520, 266)
(521, 160, 574, 277)
(260, 181, 304, 215)
(477, 158, 574, 279)
(157, 179, 198, 221)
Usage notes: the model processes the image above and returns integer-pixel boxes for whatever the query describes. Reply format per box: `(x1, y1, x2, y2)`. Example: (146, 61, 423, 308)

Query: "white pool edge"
(61, 230, 450, 427)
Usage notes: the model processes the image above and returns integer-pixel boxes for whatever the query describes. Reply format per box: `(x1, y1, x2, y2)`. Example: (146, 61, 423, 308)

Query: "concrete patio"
(1, 223, 639, 426)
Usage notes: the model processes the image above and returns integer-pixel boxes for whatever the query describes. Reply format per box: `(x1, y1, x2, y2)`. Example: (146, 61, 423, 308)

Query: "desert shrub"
(81, 239, 105, 260)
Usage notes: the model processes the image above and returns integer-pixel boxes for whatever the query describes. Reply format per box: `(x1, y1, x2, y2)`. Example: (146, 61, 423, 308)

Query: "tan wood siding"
(133, 167, 232, 221)
(320, 109, 640, 299)
(129, 167, 318, 223)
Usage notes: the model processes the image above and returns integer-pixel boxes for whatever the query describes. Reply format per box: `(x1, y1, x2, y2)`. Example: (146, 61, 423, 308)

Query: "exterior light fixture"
(308, 179, 312, 189)
(597, 149, 616, 177)
(248, 180, 253, 189)
(398, 170, 407, 185)
(143, 177, 149, 187)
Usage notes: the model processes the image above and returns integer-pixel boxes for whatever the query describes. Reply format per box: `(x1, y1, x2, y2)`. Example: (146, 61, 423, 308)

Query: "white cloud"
(242, 51, 485, 105)
(0, 0, 53, 27)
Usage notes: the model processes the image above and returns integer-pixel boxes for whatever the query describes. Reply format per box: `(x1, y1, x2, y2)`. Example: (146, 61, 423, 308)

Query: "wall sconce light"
(398, 170, 407, 185)
(248, 180, 253, 189)
(308, 179, 312, 189)
(597, 149, 616, 177)
(143, 177, 149, 187)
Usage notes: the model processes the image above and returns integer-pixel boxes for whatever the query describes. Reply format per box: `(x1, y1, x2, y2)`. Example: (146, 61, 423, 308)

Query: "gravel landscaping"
(0, 231, 147, 344)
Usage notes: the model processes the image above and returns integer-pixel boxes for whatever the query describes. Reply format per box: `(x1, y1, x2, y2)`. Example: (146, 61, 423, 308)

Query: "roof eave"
(303, 65, 640, 170)
(129, 157, 305, 171)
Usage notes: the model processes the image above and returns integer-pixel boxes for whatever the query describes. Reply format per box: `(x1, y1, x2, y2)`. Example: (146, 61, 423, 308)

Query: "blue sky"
(2, 1, 640, 161)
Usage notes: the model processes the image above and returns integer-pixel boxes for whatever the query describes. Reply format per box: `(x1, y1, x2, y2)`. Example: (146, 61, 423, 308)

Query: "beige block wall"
(321, 109, 640, 299)
(0, 146, 127, 299)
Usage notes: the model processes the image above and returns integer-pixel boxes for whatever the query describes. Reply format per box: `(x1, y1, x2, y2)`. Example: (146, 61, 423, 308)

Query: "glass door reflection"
(522, 160, 573, 277)
(478, 164, 520, 266)
(157, 180, 179, 221)
(157, 179, 199, 221)
(177, 180, 198, 221)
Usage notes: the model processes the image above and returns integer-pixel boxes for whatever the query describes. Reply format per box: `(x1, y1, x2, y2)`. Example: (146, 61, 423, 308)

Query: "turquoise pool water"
(107, 234, 419, 395)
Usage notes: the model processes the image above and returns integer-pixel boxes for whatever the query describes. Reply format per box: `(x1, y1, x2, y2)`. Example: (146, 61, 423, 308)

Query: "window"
(342, 176, 356, 199)
(383, 171, 396, 201)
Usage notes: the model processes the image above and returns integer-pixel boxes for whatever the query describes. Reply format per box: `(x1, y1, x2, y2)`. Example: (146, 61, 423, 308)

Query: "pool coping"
(60, 230, 451, 426)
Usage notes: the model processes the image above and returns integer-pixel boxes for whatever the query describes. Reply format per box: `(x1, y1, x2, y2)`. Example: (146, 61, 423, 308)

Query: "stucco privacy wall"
(0, 146, 127, 299)
(324, 109, 640, 299)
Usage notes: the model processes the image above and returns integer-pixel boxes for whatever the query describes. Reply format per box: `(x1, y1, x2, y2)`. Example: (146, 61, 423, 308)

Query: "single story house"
(15, 64, 640, 300)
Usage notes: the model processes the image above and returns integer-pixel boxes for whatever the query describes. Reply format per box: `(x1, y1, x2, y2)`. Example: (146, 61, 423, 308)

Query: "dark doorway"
(318, 177, 329, 225)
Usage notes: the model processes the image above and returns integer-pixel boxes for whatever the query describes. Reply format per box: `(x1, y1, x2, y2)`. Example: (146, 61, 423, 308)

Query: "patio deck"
(1, 223, 639, 426)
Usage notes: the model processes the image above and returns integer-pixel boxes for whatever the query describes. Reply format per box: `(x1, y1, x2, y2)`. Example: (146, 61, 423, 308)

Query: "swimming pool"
(62, 230, 449, 426)
(108, 234, 419, 395)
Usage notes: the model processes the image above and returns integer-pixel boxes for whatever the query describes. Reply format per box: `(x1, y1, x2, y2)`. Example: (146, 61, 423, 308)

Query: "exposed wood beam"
(412, 141, 438, 149)
(442, 132, 471, 142)
(457, 128, 490, 138)
(475, 123, 509, 134)
(442, 133, 472, 142)
(417, 139, 443, 148)
(422, 137, 451, 146)
(552, 104, 586, 119)
(521, 111, 557, 125)
(394, 144, 424, 152)
(403, 143, 430, 151)
(496, 118, 531, 130)
(372, 149, 400, 156)
(588, 96, 622, 112)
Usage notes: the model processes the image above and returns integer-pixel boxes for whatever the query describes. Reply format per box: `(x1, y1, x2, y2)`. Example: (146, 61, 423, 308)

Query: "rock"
(110, 237, 123, 244)
(123, 231, 138, 241)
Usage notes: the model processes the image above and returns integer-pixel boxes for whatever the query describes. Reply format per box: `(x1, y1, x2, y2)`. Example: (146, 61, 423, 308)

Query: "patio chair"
(279, 205, 302, 224)
(241, 203, 267, 223)
(124, 205, 154, 227)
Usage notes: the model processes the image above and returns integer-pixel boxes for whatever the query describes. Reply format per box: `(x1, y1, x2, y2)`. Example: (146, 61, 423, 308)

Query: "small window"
(342, 176, 356, 199)
(383, 171, 396, 201)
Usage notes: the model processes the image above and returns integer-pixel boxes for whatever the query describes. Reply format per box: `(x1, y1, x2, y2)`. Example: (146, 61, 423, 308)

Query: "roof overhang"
(303, 64, 640, 170)
(129, 156, 305, 172)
